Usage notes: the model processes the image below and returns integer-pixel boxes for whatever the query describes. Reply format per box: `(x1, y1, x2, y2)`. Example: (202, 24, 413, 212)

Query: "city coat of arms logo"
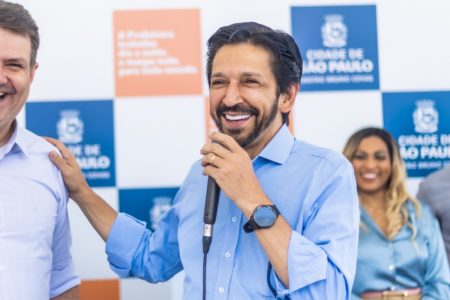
(57, 110, 84, 144)
(413, 99, 439, 134)
(321, 14, 347, 48)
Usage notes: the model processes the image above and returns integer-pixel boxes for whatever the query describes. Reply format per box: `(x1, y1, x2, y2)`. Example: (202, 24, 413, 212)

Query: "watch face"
(254, 206, 276, 227)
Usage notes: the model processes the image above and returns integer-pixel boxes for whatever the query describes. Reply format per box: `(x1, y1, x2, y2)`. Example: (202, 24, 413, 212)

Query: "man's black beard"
(213, 98, 279, 148)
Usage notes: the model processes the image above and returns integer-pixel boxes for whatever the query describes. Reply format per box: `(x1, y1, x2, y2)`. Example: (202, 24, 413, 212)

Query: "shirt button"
(231, 216, 237, 223)
(225, 251, 231, 258)
(388, 264, 395, 271)
(218, 287, 225, 293)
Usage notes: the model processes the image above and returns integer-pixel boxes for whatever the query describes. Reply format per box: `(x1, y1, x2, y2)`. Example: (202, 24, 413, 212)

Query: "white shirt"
(0, 123, 79, 300)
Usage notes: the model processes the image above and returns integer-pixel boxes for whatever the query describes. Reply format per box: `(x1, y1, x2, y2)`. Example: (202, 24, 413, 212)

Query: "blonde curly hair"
(343, 127, 421, 240)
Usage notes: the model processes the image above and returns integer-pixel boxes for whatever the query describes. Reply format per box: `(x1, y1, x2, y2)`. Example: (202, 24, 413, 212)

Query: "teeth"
(225, 114, 250, 121)
(361, 173, 377, 179)
(0, 92, 4, 96)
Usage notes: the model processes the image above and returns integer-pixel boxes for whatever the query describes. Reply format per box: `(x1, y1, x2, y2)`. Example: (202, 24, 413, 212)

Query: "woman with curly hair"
(343, 127, 450, 299)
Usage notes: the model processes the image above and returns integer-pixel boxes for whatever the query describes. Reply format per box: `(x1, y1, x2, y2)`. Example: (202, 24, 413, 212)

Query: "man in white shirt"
(0, 1, 80, 299)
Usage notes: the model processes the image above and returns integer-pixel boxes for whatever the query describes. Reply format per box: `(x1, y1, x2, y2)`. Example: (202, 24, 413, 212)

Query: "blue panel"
(383, 91, 450, 177)
(119, 187, 179, 231)
(26, 100, 116, 187)
(292, 5, 379, 91)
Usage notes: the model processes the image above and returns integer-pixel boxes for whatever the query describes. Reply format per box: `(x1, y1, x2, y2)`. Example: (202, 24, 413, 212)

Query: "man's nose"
(222, 82, 242, 107)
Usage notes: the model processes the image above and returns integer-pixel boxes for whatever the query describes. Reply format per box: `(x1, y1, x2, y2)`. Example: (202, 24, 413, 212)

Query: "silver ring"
(210, 155, 216, 165)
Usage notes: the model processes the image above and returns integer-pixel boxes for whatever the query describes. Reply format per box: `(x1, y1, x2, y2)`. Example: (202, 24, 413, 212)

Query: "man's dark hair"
(206, 22, 303, 124)
(0, 0, 39, 66)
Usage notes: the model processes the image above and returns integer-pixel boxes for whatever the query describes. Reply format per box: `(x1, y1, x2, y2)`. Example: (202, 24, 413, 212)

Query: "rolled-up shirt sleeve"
(106, 214, 148, 277)
(106, 208, 183, 283)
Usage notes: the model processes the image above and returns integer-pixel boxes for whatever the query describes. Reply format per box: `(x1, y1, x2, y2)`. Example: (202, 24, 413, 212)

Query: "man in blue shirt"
(49, 22, 359, 299)
(0, 1, 79, 299)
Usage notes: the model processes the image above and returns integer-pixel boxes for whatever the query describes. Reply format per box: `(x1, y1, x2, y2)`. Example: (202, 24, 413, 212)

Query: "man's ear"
(279, 83, 299, 113)
(30, 62, 39, 83)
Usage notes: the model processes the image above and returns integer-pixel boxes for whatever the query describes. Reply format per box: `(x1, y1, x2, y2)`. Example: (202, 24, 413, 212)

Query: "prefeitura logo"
(383, 92, 450, 177)
(57, 110, 84, 144)
(321, 14, 347, 48)
(291, 5, 379, 91)
(413, 100, 439, 134)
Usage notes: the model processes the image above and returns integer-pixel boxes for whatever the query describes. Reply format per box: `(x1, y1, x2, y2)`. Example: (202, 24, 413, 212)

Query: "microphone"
(203, 176, 220, 254)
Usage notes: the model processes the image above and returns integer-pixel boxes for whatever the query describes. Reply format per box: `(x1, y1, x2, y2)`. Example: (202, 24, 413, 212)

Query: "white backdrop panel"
(115, 96, 204, 187)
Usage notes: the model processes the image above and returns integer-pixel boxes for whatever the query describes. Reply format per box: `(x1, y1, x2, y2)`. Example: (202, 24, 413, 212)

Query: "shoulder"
(188, 159, 203, 175)
(421, 166, 450, 187)
(417, 167, 450, 203)
(286, 141, 357, 204)
(413, 199, 437, 228)
(292, 140, 353, 175)
(179, 159, 204, 187)
(20, 127, 59, 155)
(19, 128, 67, 200)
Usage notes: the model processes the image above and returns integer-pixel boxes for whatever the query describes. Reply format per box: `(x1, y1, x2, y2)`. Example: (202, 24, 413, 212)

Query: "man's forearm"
(76, 189, 118, 241)
(51, 286, 80, 300)
(255, 215, 292, 287)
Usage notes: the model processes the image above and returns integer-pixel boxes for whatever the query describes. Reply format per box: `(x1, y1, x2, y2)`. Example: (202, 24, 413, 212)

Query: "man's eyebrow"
(4, 57, 28, 65)
(210, 72, 224, 78)
(241, 72, 263, 78)
(211, 72, 263, 78)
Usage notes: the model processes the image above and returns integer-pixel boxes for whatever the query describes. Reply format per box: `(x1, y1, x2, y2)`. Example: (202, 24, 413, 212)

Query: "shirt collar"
(0, 121, 29, 159)
(255, 124, 295, 165)
(360, 204, 412, 241)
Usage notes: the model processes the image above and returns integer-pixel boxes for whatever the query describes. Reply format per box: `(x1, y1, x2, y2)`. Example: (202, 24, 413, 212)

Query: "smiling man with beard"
(48, 22, 359, 299)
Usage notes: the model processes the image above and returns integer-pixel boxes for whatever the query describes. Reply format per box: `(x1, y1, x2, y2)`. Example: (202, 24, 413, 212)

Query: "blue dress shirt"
(352, 201, 450, 299)
(106, 125, 359, 299)
(0, 123, 79, 300)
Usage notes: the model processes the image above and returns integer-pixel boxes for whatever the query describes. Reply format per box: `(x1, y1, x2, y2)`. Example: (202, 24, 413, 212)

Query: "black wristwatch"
(243, 205, 280, 233)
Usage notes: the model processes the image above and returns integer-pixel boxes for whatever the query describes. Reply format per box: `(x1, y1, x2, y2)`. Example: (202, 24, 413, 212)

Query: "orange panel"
(114, 9, 202, 97)
(80, 279, 120, 300)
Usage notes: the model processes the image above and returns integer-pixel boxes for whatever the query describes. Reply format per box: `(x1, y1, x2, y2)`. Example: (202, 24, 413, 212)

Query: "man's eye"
(211, 80, 225, 86)
(243, 79, 258, 84)
(8, 63, 24, 69)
